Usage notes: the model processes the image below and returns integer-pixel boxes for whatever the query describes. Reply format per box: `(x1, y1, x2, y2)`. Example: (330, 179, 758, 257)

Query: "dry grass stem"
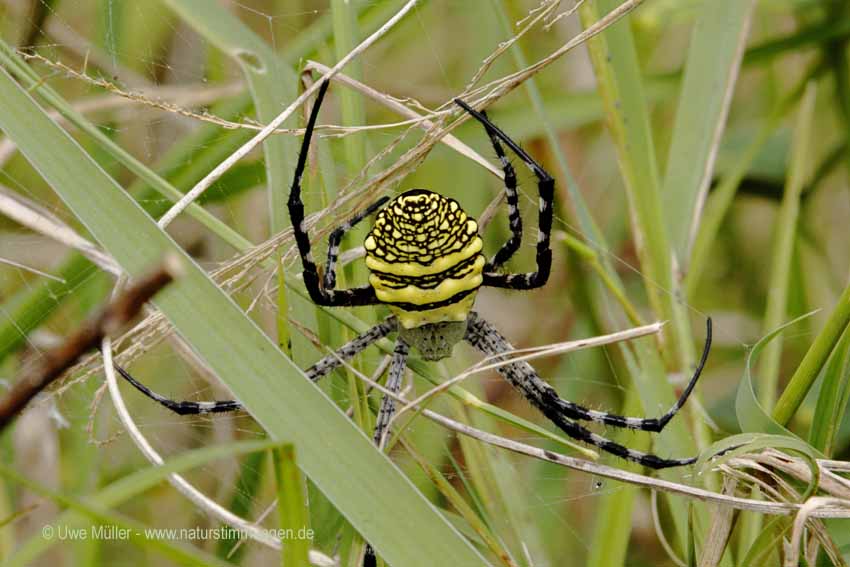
(155, 0, 420, 229)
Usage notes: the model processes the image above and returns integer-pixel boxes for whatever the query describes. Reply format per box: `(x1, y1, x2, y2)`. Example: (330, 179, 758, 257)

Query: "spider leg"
(287, 78, 379, 307)
(323, 196, 389, 290)
(372, 337, 409, 447)
(476, 110, 522, 271)
(363, 337, 409, 567)
(464, 312, 708, 469)
(112, 317, 397, 416)
(454, 99, 554, 290)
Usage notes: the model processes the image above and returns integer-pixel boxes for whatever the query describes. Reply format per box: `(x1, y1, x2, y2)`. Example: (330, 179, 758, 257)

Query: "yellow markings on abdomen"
(364, 189, 484, 329)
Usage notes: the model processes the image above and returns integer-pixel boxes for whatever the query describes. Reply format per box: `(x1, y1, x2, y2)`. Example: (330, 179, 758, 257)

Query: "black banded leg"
(453, 99, 554, 291)
(323, 196, 389, 290)
(477, 110, 522, 271)
(464, 312, 702, 469)
(363, 338, 410, 567)
(287, 78, 379, 307)
(372, 338, 409, 448)
(113, 317, 397, 416)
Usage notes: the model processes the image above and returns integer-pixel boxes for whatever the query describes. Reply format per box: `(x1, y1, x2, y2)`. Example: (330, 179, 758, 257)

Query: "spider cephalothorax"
(364, 189, 484, 359)
(114, 79, 712, 477)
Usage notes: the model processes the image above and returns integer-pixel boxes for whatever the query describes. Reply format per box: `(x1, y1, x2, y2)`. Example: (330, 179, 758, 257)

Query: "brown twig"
(0, 256, 182, 432)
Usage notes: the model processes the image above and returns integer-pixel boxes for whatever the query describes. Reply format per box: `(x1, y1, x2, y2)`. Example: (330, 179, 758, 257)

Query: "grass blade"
(809, 326, 850, 456)
(274, 445, 311, 567)
(0, 63, 489, 567)
(758, 81, 816, 410)
(661, 0, 754, 265)
(3, 439, 281, 567)
(773, 279, 850, 426)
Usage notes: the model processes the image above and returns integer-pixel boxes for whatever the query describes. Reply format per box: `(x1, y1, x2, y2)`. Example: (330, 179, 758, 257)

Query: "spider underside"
(113, 79, 712, 472)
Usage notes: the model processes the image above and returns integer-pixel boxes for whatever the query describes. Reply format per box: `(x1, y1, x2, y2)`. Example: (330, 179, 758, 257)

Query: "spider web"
(0, 1, 735, 566)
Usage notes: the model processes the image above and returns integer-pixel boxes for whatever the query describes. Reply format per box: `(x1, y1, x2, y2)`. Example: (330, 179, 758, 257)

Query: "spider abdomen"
(364, 189, 484, 330)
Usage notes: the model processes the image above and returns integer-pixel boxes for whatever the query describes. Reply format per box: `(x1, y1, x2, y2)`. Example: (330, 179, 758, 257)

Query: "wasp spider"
(114, 79, 712, 470)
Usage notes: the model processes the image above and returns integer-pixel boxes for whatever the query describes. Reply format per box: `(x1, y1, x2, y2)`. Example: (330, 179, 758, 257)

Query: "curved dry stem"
(304, 60, 502, 178)
(0, 76, 243, 167)
(156, 0, 421, 229)
(650, 489, 686, 567)
(0, 183, 119, 274)
(786, 497, 850, 567)
(101, 336, 336, 567)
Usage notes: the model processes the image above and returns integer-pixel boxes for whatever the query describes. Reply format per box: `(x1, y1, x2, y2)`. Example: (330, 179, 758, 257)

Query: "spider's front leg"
(472, 110, 523, 272)
(287, 78, 381, 307)
(453, 99, 554, 291)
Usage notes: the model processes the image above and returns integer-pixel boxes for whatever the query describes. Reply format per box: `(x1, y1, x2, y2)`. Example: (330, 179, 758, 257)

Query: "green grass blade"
(0, 39, 250, 252)
(809, 325, 850, 456)
(0, 64, 489, 567)
(161, 0, 300, 235)
(3, 439, 281, 567)
(758, 82, 816, 410)
(0, 103, 255, 364)
(580, 4, 712, 552)
(585, 390, 646, 567)
(161, 0, 318, 366)
(215, 448, 267, 562)
(579, 1, 680, 350)
(273, 445, 311, 567)
(662, 0, 754, 265)
(773, 279, 850, 426)
(685, 63, 820, 299)
(737, 313, 813, 437)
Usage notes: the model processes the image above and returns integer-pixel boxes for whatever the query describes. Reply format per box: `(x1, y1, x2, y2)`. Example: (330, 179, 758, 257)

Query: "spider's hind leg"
(464, 312, 711, 469)
(372, 337, 409, 448)
(111, 317, 397, 416)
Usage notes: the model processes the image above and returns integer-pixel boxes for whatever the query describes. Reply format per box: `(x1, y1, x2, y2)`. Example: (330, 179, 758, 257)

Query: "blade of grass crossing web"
(661, 0, 754, 266)
(161, 0, 320, 370)
(0, 114, 256, 364)
(493, 3, 643, 563)
(0, 64, 489, 567)
(758, 82, 817, 410)
(578, 0, 690, 367)
(0, 99, 264, 364)
(579, 4, 707, 550)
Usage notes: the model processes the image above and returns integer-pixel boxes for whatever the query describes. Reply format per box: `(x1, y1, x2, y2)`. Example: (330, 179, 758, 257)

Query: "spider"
(113, 79, 712, 470)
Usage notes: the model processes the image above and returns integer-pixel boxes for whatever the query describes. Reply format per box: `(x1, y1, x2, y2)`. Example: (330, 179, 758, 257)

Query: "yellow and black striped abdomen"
(364, 189, 484, 329)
